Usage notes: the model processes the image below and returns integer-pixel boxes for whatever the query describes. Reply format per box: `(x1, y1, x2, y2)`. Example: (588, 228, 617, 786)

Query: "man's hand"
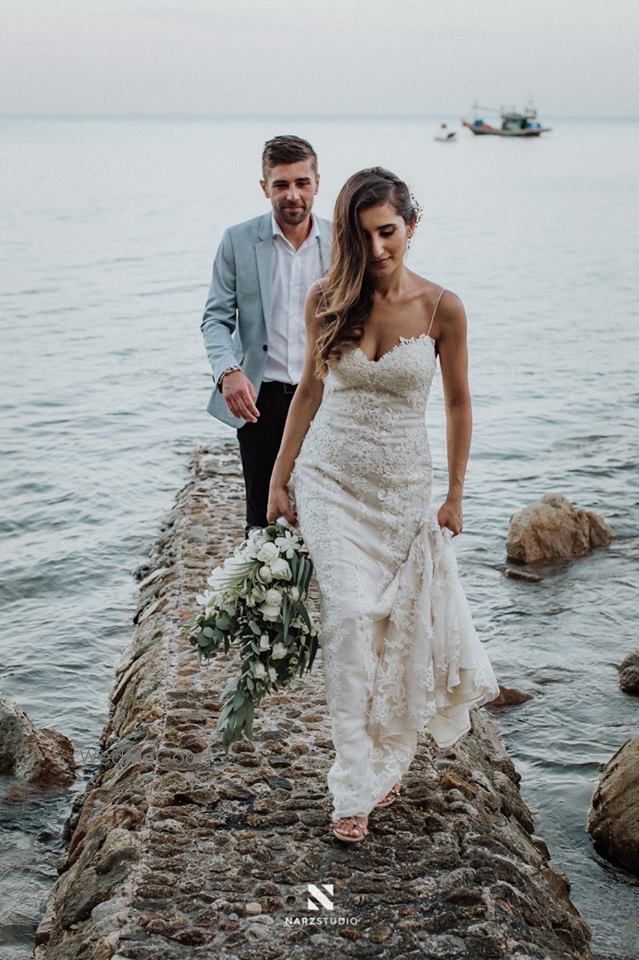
(222, 370, 260, 423)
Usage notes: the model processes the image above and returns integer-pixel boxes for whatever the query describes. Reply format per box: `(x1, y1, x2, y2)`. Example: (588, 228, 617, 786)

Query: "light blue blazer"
(201, 212, 332, 428)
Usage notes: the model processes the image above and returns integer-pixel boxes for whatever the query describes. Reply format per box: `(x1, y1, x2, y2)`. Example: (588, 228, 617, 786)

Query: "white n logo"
(306, 883, 334, 911)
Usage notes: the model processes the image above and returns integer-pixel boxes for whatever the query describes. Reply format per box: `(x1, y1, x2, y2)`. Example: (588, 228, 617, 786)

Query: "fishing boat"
(462, 101, 551, 137)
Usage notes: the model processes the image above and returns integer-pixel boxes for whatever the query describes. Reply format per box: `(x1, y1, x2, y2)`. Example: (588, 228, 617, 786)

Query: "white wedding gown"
(290, 331, 500, 822)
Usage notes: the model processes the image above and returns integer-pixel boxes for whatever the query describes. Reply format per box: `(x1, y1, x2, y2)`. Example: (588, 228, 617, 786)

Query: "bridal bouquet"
(185, 521, 320, 751)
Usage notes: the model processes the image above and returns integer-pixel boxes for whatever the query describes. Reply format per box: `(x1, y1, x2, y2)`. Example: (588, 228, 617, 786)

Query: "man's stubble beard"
(275, 201, 311, 226)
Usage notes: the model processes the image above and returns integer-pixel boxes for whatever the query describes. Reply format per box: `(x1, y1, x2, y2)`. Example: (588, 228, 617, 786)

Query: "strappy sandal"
(375, 782, 401, 809)
(332, 815, 369, 844)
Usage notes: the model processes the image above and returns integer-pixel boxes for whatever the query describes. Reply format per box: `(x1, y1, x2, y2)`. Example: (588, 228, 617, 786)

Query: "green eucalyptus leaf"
(298, 604, 312, 631)
(308, 636, 319, 671)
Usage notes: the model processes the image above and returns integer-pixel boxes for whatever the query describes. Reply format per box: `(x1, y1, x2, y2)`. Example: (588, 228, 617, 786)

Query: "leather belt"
(261, 380, 298, 395)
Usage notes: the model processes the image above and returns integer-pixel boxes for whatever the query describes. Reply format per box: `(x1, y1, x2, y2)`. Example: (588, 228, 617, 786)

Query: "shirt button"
(262, 344, 267, 351)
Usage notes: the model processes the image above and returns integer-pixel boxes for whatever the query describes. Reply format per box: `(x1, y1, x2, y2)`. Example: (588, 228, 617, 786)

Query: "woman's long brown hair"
(314, 167, 421, 378)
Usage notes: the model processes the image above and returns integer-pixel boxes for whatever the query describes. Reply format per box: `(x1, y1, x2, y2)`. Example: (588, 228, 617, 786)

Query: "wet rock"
(94, 828, 139, 875)
(137, 566, 172, 591)
(439, 770, 478, 799)
(487, 685, 535, 708)
(0, 694, 75, 788)
(59, 861, 130, 929)
(186, 524, 209, 544)
(588, 737, 639, 874)
(419, 933, 469, 956)
(199, 453, 243, 478)
(618, 651, 639, 695)
(504, 567, 544, 582)
(506, 493, 614, 564)
(368, 924, 393, 943)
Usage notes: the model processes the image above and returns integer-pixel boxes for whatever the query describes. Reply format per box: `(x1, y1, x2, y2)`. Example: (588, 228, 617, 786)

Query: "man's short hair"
(262, 135, 318, 179)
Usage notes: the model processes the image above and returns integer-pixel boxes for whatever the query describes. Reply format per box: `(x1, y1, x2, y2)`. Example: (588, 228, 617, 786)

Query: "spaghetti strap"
(426, 287, 446, 338)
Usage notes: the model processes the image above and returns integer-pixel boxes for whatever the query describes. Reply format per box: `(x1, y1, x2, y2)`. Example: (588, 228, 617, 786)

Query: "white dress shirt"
(264, 212, 323, 384)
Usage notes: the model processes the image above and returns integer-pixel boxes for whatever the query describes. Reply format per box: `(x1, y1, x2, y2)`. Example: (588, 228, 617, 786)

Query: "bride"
(266, 167, 499, 844)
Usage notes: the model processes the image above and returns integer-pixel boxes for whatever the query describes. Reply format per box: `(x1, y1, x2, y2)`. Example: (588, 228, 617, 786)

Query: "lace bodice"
(324, 333, 437, 415)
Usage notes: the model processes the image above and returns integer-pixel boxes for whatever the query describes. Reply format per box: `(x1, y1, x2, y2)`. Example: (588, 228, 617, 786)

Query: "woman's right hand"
(267, 483, 297, 526)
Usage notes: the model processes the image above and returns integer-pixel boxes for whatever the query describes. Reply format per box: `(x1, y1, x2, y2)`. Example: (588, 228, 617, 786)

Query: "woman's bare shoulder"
(307, 278, 327, 303)
(437, 287, 465, 320)
(411, 275, 464, 319)
(434, 289, 467, 346)
(304, 279, 328, 332)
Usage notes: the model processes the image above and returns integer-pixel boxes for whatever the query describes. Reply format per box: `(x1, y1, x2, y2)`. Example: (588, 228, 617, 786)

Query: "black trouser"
(236, 380, 296, 532)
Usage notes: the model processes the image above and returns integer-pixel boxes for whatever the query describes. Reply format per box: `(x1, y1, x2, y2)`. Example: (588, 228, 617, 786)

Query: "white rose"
(259, 635, 271, 650)
(268, 666, 277, 682)
(289, 586, 300, 602)
(270, 558, 292, 580)
(274, 532, 300, 558)
(260, 603, 281, 621)
(257, 542, 279, 563)
(265, 588, 282, 607)
(253, 662, 267, 678)
(271, 642, 288, 660)
(246, 530, 266, 555)
(259, 564, 273, 584)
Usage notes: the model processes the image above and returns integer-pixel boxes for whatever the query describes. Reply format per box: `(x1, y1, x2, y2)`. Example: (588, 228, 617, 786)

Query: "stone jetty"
(34, 443, 592, 960)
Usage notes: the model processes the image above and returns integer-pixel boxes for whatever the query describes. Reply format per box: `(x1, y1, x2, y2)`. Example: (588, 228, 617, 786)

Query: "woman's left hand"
(437, 497, 463, 536)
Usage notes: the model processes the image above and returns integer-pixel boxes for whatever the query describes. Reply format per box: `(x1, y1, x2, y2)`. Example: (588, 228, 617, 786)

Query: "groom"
(201, 135, 332, 531)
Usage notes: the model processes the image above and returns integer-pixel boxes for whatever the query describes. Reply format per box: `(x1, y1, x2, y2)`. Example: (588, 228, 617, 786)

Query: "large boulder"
(506, 493, 614, 565)
(619, 651, 639, 696)
(0, 694, 75, 790)
(587, 737, 639, 874)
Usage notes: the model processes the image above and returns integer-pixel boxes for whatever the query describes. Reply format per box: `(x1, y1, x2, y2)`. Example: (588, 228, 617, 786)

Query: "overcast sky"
(1, 0, 637, 117)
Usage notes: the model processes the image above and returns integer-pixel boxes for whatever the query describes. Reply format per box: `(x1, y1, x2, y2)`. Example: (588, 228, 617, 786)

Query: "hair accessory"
(410, 193, 424, 224)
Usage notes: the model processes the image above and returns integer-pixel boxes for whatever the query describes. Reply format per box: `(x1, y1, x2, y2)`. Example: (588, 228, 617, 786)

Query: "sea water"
(0, 114, 638, 957)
